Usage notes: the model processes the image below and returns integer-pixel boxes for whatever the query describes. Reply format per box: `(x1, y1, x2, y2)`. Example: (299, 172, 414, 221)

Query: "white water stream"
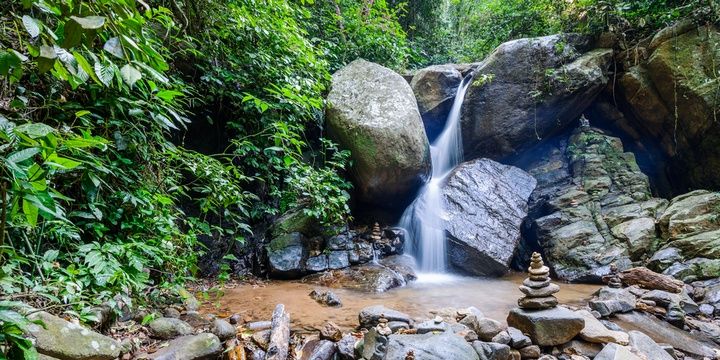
(398, 74, 473, 274)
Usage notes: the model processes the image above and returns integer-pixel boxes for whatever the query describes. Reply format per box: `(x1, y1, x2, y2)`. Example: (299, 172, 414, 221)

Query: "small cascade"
(399, 73, 473, 273)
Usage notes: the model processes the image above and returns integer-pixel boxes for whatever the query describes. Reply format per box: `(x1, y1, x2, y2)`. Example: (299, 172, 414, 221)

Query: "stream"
(202, 274, 600, 332)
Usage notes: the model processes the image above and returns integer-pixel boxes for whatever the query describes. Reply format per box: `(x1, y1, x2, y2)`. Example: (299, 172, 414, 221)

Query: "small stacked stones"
(607, 263, 623, 289)
(376, 314, 392, 336)
(518, 252, 560, 310)
(371, 223, 382, 242)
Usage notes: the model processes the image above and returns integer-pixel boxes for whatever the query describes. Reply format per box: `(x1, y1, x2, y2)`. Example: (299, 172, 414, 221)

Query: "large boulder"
(442, 158, 536, 276)
(26, 311, 121, 360)
(410, 65, 463, 140)
(461, 34, 612, 160)
(137, 333, 222, 360)
(619, 24, 720, 190)
(326, 59, 431, 208)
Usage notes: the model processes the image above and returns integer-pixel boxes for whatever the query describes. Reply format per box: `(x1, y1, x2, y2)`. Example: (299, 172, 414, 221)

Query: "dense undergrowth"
(0, 0, 716, 357)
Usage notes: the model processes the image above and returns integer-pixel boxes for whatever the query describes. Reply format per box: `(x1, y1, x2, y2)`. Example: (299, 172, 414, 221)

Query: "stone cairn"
(518, 252, 561, 310)
(607, 263, 622, 288)
(371, 223, 382, 242)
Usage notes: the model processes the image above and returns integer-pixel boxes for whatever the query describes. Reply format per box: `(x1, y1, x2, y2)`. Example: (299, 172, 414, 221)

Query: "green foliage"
(0, 301, 39, 360)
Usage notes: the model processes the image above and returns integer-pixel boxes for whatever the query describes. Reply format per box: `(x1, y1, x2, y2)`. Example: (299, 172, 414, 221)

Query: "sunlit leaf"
(70, 16, 106, 30)
(103, 37, 125, 59)
(22, 15, 40, 38)
(120, 64, 142, 87)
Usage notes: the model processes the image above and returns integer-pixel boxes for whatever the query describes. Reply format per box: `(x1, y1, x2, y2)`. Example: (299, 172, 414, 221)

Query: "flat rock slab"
(594, 343, 642, 360)
(136, 333, 222, 360)
(576, 310, 629, 345)
(27, 311, 121, 360)
(384, 333, 479, 360)
(506, 306, 584, 346)
(613, 311, 718, 358)
(359, 305, 412, 329)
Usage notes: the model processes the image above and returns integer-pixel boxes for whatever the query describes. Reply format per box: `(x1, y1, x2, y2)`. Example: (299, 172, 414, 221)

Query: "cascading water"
(399, 73, 474, 273)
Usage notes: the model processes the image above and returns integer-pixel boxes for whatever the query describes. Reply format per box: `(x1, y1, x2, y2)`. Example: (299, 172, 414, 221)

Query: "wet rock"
(648, 247, 684, 273)
(26, 311, 121, 360)
(559, 340, 603, 358)
(699, 304, 715, 316)
(267, 232, 306, 278)
(460, 34, 610, 161)
(518, 345, 541, 359)
(319, 321, 343, 342)
(210, 319, 236, 341)
(589, 288, 636, 317)
(594, 343, 641, 360)
(410, 64, 463, 140)
(337, 334, 358, 360)
(460, 315, 506, 341)
(385, 333, 479, 360)
(309, 289, 343, 307)
(137, 333, 222, 360)
(326, 59, 431, 208)
(506, 327, 531, 349)
(252, 330, 271, 350)
(491, 331, 512, 345)
(443, 158, 536, 276)
(301, 340, 336, 360)
(506, 307, 585, 346)
(148, 317, 193, 340)
(416, 318, 452, 334)
(472, 341, 512, 360)
(163, 307, 181, 319)
(628, 330, 674, 360)
(576, 310, 629, 345)
(359, 305, 411, 329)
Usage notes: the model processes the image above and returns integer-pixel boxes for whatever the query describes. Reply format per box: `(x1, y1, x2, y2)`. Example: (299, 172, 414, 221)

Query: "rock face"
(26, 311, 121, 360)
(326, 59, 431, 208)
(619, 24, 720, 190)
(443, 158, 536, 276)
(525, 126, 668, 282)
(410, 65, 464, 141)
(461, 34, 612, 160)
(266, 225, 404, 279)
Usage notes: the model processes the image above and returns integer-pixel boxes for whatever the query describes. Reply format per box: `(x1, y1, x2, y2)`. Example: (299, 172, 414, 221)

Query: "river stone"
(472, 341, 512, 360)
(443, 158, 536, 276)
(137, 333, 222, 360)
(411, 64, 463, 140)
(628, 330, 674, 360)
(26, 311, 121, 360)
(326, 59, 431, 208)
(302, 339, 337, 360)
(384, 333, 479, 360)
(589, 288, 636, 317)
(460, 33, 611, 161)
(559, 340, 603, 358)
(460, 315, 506, 341)
(594, 343, 642, 360)
(210, 319, 236, 341)
(337, 334, 357, 360)
(359, 305, 411, 329)
(518, 345, 541, 359)
(506, 327, 531, 349)
(148, 317, 193, 340)
(506, 307, 585, 346)
(576, 310, 629, 345)
(648, 247, 684, 272)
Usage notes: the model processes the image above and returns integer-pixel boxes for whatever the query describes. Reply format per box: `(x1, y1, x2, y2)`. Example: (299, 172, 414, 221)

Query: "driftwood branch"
(618, 267, 684, 293)
(265, 304, 290, 360)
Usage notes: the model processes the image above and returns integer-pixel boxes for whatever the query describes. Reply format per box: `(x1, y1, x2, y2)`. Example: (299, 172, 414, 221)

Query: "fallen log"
(618, 267, 684, 293)
(265, 304, 290, 360)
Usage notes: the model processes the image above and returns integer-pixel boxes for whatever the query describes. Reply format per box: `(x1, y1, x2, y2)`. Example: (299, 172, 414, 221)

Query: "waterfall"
(399, 73, 473, 273)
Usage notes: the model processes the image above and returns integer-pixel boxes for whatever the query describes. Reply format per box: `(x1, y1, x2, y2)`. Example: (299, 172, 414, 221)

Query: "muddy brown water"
(201, 273, 600, 332)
